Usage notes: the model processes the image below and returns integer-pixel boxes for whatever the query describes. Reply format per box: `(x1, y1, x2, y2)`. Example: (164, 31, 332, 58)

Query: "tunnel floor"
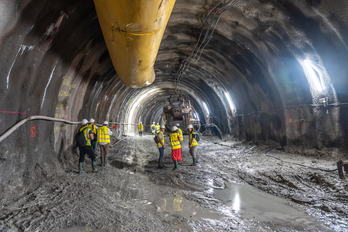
(1, 135, 347, 231)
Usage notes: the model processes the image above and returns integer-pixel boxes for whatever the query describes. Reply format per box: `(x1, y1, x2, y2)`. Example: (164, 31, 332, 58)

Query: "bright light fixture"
(224, 91, 235, 113)
(302, 59, 323, 92)
(203, 102, 209, 115)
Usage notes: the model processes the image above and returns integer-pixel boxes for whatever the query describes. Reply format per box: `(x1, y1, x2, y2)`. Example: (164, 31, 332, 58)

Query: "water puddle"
(156, 194, 221, 221)
(214, 182, 320, 226)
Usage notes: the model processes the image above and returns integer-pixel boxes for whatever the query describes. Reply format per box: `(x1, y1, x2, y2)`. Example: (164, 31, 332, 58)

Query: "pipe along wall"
(0, 0, 348, 197)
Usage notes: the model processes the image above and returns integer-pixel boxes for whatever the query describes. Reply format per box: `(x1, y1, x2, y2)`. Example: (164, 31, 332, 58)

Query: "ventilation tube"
(93, 0, 176, 88)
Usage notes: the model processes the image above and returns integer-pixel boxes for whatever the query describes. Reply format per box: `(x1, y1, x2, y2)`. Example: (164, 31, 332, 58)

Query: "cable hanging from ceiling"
(174, 0, 239, 94)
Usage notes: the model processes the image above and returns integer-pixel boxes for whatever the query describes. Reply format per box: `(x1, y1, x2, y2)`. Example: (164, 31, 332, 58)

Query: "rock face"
(0, 0, 347, 199)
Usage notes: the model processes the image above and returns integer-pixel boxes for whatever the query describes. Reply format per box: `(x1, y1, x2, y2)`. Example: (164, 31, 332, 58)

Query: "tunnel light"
(302, 59, 323, 92)
(203, 102, 209, 115)
(224, 91, 236, 113)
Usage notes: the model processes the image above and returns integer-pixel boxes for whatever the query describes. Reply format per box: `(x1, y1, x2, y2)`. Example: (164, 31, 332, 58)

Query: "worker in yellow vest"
(138, 122, 144, 137)
(151, 122, 156, 134)
(88, 118, 98, 151)
(77, 119, 98, 174)
(169, 126, 182, 170)
(157, 125, 166, 168)
(176, 123, 183, 142)
(187, 124, 198, 166)
(97, 121, 113, 167)
(155, 123, 160, 133)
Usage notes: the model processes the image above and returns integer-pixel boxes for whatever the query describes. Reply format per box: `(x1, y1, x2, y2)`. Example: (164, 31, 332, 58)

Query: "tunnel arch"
(0, 0, 348, 201)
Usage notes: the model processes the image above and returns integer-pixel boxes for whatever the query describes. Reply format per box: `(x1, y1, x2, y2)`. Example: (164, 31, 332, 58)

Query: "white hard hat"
(157, 123, 159, 125)
(172, 126, 178, 131)
(160, 125, 165, 129)
(103, 121, 109, 125)
(89, 118, 95, 123)
(153, 122, 155, 123)
(187, 124, 193, 129)
(176, 123, 180, 127)
(140, 122, 142, 124)
(82, 119, 88, 125)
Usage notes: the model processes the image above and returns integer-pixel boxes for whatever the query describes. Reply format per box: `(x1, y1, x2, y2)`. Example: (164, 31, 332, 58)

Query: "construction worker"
(157, 125, 166, 169)
(78, 119, 98, 174)
(187, 124, 198, 166)
(97, 121, 113, 167)
(169, 126, 181, 170)
(138, 122, 144, 137)
(155, 123, 160, 133)
(88, 118, 98, 151)
(151, 122, 156, 134)
(176, 123, 184, 142)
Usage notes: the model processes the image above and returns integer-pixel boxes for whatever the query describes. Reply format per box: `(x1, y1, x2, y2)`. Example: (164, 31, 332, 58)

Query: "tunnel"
(0, 0, 348, 231)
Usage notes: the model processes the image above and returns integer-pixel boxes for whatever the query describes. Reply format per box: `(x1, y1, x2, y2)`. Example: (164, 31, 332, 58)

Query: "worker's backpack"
(75, 128, 87, 147)
(154, 133, 159, 144)
(195, 133, 200, 142)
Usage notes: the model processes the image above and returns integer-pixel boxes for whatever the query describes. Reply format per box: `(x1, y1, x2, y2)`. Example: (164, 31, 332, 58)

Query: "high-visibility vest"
(170, 132, 181, 150)
(177, 128, 183, 141)
(157, 131, 164, 147)
(151, 124, 156, 133)
(80, 127, 91, 146)
(155, 125, 160, 131)
(138, 124, 144, 131)
(88, 124, 97, 134)
(189, 131, 198, 147)
(97, 126, 110, 143)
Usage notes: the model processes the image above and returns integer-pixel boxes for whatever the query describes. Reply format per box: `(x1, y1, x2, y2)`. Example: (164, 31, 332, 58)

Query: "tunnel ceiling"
(1, 0, 348, 164)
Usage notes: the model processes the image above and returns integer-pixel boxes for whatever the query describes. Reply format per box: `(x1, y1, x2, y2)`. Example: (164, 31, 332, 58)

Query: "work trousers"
(139, 131, 143, 137)
(189, 146, 197, 158)
(99, 144, 110, 157)
(158, 147, 164, 159)
(91, 140, 97, 150)
(79, 145, 96, 163)
(171, 148, 182, 162)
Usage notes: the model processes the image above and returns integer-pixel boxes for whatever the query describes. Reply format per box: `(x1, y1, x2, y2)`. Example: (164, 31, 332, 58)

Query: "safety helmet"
(172, 126, 178, 131)
(82, 119, 88, 125)
(140, 122, 142, 124)
(187, 124, 193, 129)
(160, 125, 166, 129)
(157, 123, 159, 125)
(103, 121, 109, 125)
(89, 118, 95, 123)
(153, 122, 155, 124)
(176, 123, 180, 127)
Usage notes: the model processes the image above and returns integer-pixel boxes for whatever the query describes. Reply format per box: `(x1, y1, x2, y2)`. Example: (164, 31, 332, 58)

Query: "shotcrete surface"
(0, 135, 347, 231)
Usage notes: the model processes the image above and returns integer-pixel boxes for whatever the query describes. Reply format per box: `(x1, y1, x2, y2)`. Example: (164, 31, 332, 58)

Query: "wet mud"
(0, 135, 347, 231)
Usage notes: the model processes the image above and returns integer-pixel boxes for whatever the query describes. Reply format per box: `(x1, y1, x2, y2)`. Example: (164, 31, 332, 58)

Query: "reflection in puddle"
(214, 182, 320, 225)
(156, 195, 221, 220)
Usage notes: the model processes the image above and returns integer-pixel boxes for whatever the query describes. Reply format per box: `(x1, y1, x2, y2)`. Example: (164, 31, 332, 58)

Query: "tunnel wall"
(0, 0, 348, 199)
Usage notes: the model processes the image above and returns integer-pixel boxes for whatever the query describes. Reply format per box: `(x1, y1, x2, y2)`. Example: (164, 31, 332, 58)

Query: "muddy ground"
(0, 134, 347, 231)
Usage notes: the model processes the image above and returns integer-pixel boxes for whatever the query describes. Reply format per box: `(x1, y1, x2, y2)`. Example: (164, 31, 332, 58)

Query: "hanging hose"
(0, 116, 80, 143)
(263, 147, 338, 173)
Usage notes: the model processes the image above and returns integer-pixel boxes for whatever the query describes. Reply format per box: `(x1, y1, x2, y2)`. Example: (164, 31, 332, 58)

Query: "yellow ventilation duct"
(93, 0, 176, 88)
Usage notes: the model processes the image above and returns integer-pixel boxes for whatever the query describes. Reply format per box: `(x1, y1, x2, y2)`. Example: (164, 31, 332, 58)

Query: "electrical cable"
(0, 116, 80, 143)
(174, 0, 239, 93)
(263, 147, 338, 173)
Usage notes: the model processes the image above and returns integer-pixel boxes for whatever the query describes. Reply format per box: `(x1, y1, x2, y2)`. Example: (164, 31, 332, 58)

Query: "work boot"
(158, 158, 162, 169)
(92, 161, 98, 173)
(104, 157, 108, 167)
(160, 158, 165, 168)
(173, 160, 179, 170)
(78, 162, 84, 174)
(190, 157, 197, 166)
